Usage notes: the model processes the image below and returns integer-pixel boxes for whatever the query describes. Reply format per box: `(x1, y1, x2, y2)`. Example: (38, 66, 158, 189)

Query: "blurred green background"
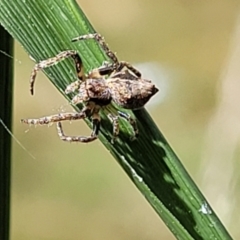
(9, 0, 240, 239)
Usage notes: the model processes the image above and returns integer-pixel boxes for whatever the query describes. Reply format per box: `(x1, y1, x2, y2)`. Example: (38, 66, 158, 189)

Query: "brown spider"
(21, 33, 158, 143)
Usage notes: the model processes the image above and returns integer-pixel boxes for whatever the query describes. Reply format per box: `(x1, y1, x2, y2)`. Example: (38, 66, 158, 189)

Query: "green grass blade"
(0, 25, 13, 240)
(0, 0, 233, 239)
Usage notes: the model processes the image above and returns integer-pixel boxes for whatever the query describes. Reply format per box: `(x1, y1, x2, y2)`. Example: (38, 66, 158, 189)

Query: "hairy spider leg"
(107, 114, 119, 144)
(86, 64, 117, 79)
(86, 63, 140, 83)
(30, 50, 85, 95)
(56, 111, 101, 143)
(21, 112, 86, 125)
(116, 61, 141, 78)
(64, 53, 88, 94)
(72, 33, 119, 64)
(118, 111, 139, 139)
(22, 102, 101, 143)
(21, 104, 94, 126)
(71, 33, 141, 78)
(21, 102, 99, 126)
(56, 122, 97, 143)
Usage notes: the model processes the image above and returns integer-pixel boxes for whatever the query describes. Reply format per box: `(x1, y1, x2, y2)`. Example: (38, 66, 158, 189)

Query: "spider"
(21, 33, 159, 143)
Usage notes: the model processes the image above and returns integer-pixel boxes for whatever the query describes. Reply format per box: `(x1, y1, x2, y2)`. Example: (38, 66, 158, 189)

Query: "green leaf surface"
(0, 0, 233, 239)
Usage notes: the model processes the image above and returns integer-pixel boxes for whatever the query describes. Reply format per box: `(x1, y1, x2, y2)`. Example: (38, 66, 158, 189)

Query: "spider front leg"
(30, 50, 85, 95)
(56, 113, 101, 143)
(118, 111, 139, 140)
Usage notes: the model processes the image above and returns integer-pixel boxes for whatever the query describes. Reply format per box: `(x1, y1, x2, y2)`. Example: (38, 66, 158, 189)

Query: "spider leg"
(21, 112, 86, 126)
(118, 111, 139, 140)
(56, 112, 101, 143)
(72, 33, 119, 65)
(30, 50, 85, 95)
(117, 61, 141, 78)
(56, 122, 97, 143)
(87, 61, 140, 80)
(21, 106, 92, 125)
(87, 65, 116, 79)
(72, 33, 142, 78)
(107, 114, 119, 144)
(91, 113, 101, 136)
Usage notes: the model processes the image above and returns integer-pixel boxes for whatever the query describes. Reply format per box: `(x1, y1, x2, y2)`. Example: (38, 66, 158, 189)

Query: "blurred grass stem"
(0, 25, 13, 240)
